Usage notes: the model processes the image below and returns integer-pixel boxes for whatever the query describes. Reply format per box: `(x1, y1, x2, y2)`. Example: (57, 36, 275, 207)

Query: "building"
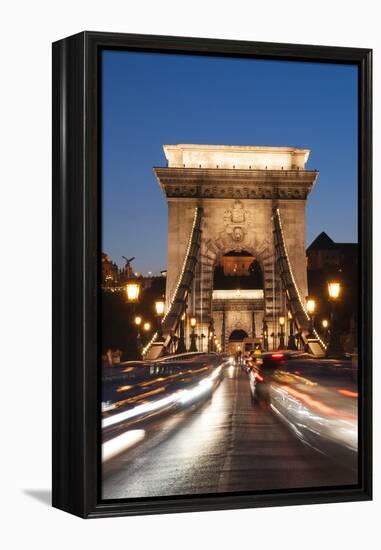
(307, 232, 357, 272)
(101, 253, 119, 287)
(307, 232, 358, 352)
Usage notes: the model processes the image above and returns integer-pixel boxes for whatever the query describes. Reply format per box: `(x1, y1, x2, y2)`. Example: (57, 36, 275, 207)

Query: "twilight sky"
(102, 50, 358, 274)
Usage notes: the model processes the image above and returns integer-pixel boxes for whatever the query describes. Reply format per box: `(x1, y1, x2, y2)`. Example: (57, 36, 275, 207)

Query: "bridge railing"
(142, 207, 203, 358)
(273, 207, 327, 355)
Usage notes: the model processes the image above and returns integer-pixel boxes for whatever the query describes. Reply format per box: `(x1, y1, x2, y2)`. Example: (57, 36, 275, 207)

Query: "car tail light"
(271, 353, 284, 359)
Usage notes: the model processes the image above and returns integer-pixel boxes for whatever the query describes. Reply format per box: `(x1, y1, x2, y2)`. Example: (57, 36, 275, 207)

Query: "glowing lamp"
(279, 316, 285, 326)
(125, 281, 140, 303)
(306, 298, 316, 314)
(328, 281, 341, 300)
(143, 322, 151, 331)
(134, 316, 142, 326)
(155, 300, 165, 316)
(190, 317, 197, 328)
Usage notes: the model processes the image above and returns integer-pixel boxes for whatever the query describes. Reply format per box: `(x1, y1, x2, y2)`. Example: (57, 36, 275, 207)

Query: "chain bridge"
(143, 144, 326, 359)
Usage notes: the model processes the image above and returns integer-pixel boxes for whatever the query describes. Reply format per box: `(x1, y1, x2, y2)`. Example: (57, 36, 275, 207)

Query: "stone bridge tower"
(154, 144, 318, 351)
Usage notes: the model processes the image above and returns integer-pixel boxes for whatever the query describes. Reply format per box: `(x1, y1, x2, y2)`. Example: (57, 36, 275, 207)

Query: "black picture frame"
(52, 31, 372, 519)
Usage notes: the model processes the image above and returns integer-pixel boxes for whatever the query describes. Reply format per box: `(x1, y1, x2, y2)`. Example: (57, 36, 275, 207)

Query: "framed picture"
(52, 32, 372, 518)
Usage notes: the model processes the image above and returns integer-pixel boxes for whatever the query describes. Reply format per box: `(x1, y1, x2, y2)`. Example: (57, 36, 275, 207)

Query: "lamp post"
(287, 310, 297, 350)
(306, 297, 316, 339)
(200, 333, 206, 352)
(190, 317, 198, 352)
(142, 322, 151, 346)
(326, 281, 343, 357)
(177, 311, 187, 353)
(237, 344, 242, 365)
(214, 336, 218, 352)
(125, 278, 141, 358)
(262, 318, 269, 351)
(252, 310, 256, 338)
(125, 279, 141, 304)
(208, 320, 214, 353)
(155, 300, 165, 342)
(322, 319, 329, 340)
(134, 315, 142, 357)
(279, 316, 285, 349)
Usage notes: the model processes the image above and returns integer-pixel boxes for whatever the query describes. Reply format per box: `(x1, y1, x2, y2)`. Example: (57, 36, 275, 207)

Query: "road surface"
(102, 365, 357, 499)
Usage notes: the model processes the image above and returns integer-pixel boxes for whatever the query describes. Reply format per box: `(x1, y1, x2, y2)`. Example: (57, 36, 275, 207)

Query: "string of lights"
(275, 208, 327, 351)
(142, 207, 201, 357)
(161, 207, 201, 325)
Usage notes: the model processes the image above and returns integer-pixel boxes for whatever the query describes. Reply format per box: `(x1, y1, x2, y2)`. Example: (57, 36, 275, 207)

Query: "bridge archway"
(210, 249, 265, 351)
(228, 329, 248, 354)
(213, 251, 263, 289)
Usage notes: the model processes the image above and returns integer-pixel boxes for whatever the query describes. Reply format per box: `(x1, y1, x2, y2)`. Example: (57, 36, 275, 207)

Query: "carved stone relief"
(222, 200, 253, 244)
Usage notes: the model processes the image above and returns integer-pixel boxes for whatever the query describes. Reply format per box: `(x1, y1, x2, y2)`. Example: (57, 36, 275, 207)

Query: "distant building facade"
(307, 232, 357, 272)
(101, 253, 119, 287)
(307, 232, 358, 353)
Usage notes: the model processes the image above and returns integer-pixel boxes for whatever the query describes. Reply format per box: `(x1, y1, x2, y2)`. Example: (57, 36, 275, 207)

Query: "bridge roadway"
(102, 363, 356, 499)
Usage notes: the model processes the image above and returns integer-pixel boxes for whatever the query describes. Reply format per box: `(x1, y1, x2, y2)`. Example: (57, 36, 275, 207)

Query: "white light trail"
(102, 393, 178, 429)
(102, 429, 146, 463)
(103, 365, 223, 429)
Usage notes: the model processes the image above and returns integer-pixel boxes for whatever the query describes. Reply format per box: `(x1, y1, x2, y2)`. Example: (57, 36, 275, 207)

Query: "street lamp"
(200, 333, 206, 352)
(155, 300, 165, 342)
(322, 318, 329, 341)
(155, 300, 165, 316)
(279, 316, 285, 349)
(326, 280, 343, 357)
(177, 311, 187, 354)
(135, 315, 142, 356)
(125, 279, 141, 303)
(262, 318, 269, 351)
(306, 298, 316, 314)
(237, 344, 242, 363)
(189, 316, 198, 352)
(142, 321, 151, 347)
(328, 281, 341, 300)
(287, 310, 297, 350)
(306, 297, 316, 339)
(125, 278, 141, 359)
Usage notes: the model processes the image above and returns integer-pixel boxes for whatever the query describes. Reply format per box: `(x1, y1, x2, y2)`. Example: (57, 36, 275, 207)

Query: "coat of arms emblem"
(223, 200, 252, 242)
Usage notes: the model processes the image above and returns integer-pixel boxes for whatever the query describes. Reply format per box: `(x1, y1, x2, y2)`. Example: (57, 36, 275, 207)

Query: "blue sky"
(102, 50, 358, 274)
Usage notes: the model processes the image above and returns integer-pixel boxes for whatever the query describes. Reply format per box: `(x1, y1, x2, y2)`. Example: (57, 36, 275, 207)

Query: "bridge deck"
(102, 367, 355, 499)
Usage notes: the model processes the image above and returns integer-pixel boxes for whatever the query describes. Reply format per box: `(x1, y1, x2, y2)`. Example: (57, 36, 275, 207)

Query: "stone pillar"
(165, 199, 197, 309)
